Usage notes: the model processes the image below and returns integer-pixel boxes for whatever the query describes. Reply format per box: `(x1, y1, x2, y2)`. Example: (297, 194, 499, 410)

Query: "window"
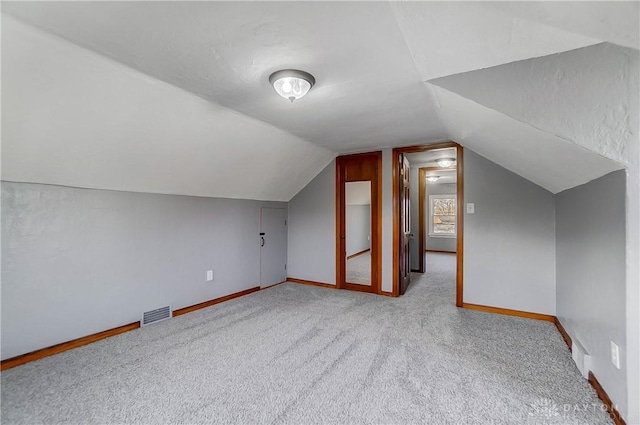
(429, 194, 456, 237)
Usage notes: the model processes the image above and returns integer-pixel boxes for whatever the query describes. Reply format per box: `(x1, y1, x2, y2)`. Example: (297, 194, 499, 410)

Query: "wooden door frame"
(418, 168, 426, 273)
(336, 151, 383, 294)
(392, 142, 464, 305)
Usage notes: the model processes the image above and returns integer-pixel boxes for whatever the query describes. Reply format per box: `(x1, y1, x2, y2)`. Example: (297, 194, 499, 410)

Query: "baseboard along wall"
(0, 322, 140, 371)
(554, 318, 626, 425)
(173, 287, 259, 316)
(462, 302, 555, 322)
(347, 249, 370, 260)
(286, 277, 336, 289)
(1, 286, 260, 371)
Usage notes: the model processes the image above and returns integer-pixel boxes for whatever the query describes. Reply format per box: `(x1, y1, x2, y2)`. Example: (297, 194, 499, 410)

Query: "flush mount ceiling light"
(426, 176, 440, 183)
(436, 157, 456, 168)
(269, 69, 315, 103)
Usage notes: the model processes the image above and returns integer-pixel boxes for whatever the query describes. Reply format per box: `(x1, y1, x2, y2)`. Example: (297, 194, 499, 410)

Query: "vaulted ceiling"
(2, 2, 638, 200)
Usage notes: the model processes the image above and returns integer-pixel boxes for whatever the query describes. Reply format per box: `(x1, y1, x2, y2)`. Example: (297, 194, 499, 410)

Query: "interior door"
(336, 152, 382, 294)
(260, 207, 287, 288)
(399, 154, 411, 294)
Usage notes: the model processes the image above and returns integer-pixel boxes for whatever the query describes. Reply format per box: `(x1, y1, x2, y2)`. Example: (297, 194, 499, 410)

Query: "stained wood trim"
(393, 141, 463, 300)
(335, 151, 382, 295)
(462, 303, 555, 322)
(347, 249, 370, 259)
(173, 287, 260, 316)
(380, 291, 399, 298)
(426, 249, 456, 254)
(343, 282, 377, 293)
(261, 281, 287, 290)
(0, 321, 140, 371)
(455, 145, 464, 307)
(554, 320, 625, 424)
(376, 152, 383, 295)
(335, 158, 343, 289)
(554, 317, 573, 352)
(0, 285, 267, 371)
(418, 167, 426, 273)
(421, 166, 457, 172)
(287, 277, 336, 289)
(589, 372, 626, 425)
(393, 141, 461, 154)
(392, 149, 400, 296)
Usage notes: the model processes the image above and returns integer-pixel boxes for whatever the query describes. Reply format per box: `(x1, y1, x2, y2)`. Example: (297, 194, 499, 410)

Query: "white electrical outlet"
(610, 341, 620, 369)
(466, 203, 475, 214)
(206, 270, 214, 282)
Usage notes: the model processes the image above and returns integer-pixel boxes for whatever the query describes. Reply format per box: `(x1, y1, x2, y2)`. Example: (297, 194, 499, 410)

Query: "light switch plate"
(206, 270, 214, 282)
(466, 203, 475, 214)
(610, 341, 620, 369)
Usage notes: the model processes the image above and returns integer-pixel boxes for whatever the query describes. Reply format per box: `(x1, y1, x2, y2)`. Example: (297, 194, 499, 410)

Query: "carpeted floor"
(346, 250, 371, 285)
(1, 253, 612, 424)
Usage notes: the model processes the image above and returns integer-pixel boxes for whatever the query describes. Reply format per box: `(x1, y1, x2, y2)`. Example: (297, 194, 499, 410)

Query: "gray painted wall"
(346, 205, 370, 256)
(287, 160, 336, 285)
(426, 183, 457, 253)
(463, 150, 556, 315)
(556, 170, 627, 417)
(0, 181, 286, 360)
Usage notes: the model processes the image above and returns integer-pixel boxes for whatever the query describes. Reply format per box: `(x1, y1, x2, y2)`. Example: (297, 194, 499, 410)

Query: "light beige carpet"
(0, 254, 612, 424)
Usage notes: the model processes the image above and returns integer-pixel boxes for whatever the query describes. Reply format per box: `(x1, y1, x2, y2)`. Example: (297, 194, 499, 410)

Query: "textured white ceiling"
(426, 170, 457, 186)
(1, 1, 447, 152)
(485, 1, 639, 50)
(1, 16, 334, 201)
(406, 150, 458, 185)
(405, 148, 457, 166)
(390, 1, 600, 81)
(1, 1, 637, 200)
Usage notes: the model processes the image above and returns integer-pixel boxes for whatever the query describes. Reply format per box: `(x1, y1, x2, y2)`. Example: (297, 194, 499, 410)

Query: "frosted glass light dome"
(269, 70, 315, 103)
(426, 176, 440, 183)
(436, 157, 456, 168)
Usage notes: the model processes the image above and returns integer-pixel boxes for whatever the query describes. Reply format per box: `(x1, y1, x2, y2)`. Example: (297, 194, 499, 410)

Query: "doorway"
(260, 207, 287, 288)
(392, 142, 464, 304)
(336, 152, 382, 294)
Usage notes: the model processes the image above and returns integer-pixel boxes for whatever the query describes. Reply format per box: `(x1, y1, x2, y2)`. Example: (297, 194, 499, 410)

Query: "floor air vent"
(142, 305, 172, 326)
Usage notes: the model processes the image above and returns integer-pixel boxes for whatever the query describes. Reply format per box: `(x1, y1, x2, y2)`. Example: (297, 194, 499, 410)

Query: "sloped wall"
(1, 16, 334, 202)
(287, 161, 336, 285)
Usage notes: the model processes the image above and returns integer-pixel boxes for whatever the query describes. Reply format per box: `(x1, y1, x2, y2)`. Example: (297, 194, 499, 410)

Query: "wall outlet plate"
(466, 203, 475, 214)
(610, 340, 621, 369)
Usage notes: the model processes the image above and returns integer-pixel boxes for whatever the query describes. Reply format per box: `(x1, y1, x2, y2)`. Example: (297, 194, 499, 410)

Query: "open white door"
(260, 207, 287, 288)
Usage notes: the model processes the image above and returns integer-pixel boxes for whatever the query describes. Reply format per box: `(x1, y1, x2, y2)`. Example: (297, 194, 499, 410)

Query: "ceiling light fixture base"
(269, 69, 315, 103)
